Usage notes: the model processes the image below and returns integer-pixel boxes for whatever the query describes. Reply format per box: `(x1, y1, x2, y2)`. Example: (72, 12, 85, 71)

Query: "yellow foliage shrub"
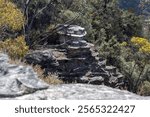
(0, 36, 29, 59)
(131, 37, 149, 46)
(139, 43, 150, 54)
(0, 0, 24, 31)
(131, 37, 150, 54)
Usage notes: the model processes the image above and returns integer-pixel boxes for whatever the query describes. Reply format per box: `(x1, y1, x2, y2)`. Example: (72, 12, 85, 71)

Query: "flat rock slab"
(57, 24, 87, 37)
(5, 84, 150, 100)
(0, 53, 49, 97)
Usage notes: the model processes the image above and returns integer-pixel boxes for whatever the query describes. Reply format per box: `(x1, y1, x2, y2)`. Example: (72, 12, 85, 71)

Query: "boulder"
(0, 53, 49, 97)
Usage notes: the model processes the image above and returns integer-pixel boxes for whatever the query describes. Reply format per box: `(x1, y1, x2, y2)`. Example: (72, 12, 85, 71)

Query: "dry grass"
(9, 58, 26, 65)
(9, 59, 63, 85)
(33, 65, 63, 84)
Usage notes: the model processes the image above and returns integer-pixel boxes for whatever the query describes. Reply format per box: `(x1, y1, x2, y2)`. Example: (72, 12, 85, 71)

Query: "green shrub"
(138, 81, 150, 96)
(98, 36, 121, 65)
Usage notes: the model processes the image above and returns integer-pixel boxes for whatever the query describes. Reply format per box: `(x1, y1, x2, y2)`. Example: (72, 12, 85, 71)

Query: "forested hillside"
(0, 0, 150, 96)
(119, 0, 150, 16)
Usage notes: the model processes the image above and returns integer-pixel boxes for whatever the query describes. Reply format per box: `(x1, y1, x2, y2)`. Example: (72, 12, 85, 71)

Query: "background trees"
(9, 0, 142, 47)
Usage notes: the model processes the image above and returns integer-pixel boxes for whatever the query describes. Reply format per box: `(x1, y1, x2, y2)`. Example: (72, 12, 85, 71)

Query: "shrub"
(138, 81, 150, 96)
(0, 36, 29, 59)
(98, 36, 122, 66)
(131, 37, 150, 54)
(0, 0, 24, 31)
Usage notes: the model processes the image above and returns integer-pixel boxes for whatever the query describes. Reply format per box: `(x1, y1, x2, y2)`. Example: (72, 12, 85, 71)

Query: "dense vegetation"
(0, 0, 150, 95)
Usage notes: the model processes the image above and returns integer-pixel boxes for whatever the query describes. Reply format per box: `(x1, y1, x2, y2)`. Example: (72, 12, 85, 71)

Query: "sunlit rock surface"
(6, 84, 150, 100)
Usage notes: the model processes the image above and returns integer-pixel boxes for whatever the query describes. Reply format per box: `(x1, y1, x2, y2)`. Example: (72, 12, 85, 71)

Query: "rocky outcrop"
(25, 25, 125, 88)
(0, 53, 149, 100)
(4, 84, 150, 100)
(0, 53, 49, 98)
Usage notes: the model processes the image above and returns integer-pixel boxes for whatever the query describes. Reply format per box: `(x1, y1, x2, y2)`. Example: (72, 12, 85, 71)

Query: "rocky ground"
(4, 84, 150, 100)
(0, 53, 150, 100)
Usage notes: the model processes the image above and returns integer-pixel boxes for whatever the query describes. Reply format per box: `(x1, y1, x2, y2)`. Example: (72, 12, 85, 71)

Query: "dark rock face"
(25, 25, 125, 88)
(25, 49, 58, 67)
(0, 53, 49, 98)
(5, 84, 150, 100)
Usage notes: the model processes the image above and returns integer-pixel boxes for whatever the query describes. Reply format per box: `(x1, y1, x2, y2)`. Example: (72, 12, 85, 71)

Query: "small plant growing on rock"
(33, 65, 63, 85)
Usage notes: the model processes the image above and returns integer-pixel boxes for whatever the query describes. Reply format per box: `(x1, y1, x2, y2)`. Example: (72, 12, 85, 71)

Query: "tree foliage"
(8, 0, 142, 47)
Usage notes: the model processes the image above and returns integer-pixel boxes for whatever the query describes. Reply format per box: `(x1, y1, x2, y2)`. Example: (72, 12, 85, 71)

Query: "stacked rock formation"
(25, 25, 125, 88)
